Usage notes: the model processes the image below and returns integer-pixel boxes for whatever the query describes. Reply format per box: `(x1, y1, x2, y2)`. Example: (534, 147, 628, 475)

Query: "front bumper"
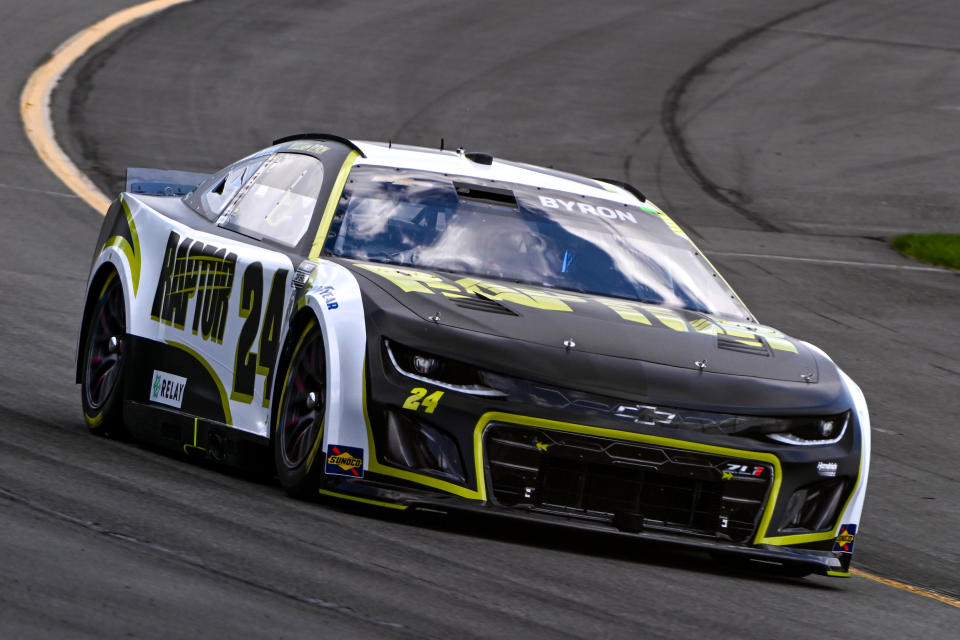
(343, 323, 864, 577)
(320, 470, 852, 577)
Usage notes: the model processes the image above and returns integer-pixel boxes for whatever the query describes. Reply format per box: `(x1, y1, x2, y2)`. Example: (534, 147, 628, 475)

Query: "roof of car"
(351, 140, 641, 207)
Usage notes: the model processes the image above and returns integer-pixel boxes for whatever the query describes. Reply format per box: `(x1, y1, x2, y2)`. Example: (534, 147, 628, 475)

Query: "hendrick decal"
(817, 461, 838, 477)
(151, 231, 237, 342)
(150, 370, 187, 408)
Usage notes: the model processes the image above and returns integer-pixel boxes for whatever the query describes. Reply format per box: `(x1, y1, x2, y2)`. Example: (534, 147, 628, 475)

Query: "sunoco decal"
(833, 524, 857, 553)
(326, 444, 364, 477)
(150, 370, 187, 408)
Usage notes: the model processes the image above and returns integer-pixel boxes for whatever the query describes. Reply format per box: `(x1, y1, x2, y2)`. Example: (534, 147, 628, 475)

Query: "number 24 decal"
(403, 388, 444, 414)
(232, 264, 288, 407)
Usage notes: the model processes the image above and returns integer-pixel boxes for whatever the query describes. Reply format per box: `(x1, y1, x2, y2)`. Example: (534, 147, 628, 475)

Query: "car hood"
(345, 261, 820, 384)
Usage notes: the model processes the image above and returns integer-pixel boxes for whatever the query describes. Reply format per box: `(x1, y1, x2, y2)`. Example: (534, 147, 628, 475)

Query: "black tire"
(80, 271, 127, 437)
(273, 319, 327, 498)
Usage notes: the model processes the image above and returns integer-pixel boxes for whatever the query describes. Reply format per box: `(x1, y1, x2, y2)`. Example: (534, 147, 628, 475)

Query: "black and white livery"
(78, 134, 869, 577)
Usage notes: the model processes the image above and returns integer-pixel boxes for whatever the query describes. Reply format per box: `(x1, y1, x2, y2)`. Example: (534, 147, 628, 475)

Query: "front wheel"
(80, 272, 127, 436)
(274, 320, 327, 498)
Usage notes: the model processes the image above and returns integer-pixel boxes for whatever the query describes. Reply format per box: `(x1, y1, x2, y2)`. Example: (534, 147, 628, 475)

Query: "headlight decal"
(383, 339, 506, 397)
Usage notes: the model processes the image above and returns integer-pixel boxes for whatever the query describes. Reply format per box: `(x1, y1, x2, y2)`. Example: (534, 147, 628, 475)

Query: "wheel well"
(269, 306, 321, 442)
(76, 264, 121, 383)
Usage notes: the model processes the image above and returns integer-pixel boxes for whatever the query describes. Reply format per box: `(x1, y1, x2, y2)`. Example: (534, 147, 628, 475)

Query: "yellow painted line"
(20, 0, 193, 215)
(851, 568, 960, 609)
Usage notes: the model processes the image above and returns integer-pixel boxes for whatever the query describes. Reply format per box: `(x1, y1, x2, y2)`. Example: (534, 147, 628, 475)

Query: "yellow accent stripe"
(361, 400, 786, 537)
(642, 200, 756, 320)
(478, 413, 784, 543)
(827, 571, 851, 578)
(297, 319, 325, 472)
(761, 429, 864, 546)
(101, 199, 141, 295)
(361, 361, 486, 500)
(363, 379, 863, 546)
(851, 568, 960, 609)
(98, 270, 117, 299)
(165, 340, 232, 425)
(274, 317, 325, 471)
(183, 417, 206, 454)
(308, 150, 360, 260)
(20, 0, 193, 214)
(318, 488, 408, 511)
(86, 271, 119, 429)
(84, 412, 104, 429)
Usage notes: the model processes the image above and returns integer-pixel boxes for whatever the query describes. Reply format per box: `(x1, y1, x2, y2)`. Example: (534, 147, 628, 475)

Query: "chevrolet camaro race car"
(78, 133, 869, 577)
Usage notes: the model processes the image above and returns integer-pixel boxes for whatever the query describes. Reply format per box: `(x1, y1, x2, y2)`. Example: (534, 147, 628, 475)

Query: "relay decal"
(326, 444, 364, 477)
(150, 370, 187, 408)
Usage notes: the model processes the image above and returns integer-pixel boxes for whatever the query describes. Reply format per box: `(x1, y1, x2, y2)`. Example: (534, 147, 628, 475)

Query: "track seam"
(660, 0, 838, 233)
(0, 484, 438, 637)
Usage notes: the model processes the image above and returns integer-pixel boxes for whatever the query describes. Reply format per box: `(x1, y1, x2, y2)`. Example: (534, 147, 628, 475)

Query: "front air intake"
(484, 424, 772, 542)
(453, 296, 518, 316)
(717, 334, 770, 356)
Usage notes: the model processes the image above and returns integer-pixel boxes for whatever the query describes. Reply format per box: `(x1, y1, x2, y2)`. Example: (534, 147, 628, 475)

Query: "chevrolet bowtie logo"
(613, 404, 677, 426)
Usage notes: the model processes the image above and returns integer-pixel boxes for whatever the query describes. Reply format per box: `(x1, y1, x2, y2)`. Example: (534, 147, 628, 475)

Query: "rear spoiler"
(125, 167, 210, 196)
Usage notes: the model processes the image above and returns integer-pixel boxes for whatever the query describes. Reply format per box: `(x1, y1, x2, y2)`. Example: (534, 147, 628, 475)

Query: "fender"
(300, 260, 370, 472)
(835, 368, 871, 529)
(79, 196, 140, 381)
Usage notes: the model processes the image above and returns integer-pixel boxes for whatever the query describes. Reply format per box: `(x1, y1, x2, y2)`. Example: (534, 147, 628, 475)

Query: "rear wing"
(125, 167, 210, 196)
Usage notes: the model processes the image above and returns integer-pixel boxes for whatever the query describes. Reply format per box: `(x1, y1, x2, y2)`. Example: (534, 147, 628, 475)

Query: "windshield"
(326, 166, 750, 320)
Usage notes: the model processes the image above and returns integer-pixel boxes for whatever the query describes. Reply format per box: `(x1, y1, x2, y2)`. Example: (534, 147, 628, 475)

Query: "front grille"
(485, 425, 772, 542)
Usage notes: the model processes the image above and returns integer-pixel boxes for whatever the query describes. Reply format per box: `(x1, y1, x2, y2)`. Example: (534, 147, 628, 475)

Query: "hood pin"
(801, 372, 814, 383)
(428, 311, 441, 323)
(563, 339, 576, 351)
(695, 360, 707, 372)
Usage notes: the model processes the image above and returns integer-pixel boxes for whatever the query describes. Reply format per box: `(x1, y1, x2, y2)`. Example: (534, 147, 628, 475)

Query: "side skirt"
(124, 401, 271, 473)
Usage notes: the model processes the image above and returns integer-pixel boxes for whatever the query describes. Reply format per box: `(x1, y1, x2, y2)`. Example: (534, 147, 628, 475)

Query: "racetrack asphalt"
(1, 1, 958, 637)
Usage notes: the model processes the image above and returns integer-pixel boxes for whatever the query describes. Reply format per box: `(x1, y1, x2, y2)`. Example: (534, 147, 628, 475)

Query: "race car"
(78, 133, 869, 577)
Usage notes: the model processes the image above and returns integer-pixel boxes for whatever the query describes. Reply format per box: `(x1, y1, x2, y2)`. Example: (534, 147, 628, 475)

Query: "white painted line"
(20, 0, 193, 215)
(0, 181, 79, 199)
(711, 251, 953, 273)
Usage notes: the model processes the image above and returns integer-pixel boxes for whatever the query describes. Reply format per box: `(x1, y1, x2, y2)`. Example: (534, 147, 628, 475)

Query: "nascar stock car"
(78, 133, 869, 577)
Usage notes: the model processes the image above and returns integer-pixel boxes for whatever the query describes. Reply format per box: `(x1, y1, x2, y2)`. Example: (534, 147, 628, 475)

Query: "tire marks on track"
(660, 0, 838, 233)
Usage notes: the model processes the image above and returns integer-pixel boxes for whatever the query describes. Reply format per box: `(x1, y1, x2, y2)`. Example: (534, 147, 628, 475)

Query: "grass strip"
(891, 233, 960, 270)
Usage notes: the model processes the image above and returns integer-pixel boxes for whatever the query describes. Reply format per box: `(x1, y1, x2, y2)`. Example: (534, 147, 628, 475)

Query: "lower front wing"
(318, 473, 853, 578)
